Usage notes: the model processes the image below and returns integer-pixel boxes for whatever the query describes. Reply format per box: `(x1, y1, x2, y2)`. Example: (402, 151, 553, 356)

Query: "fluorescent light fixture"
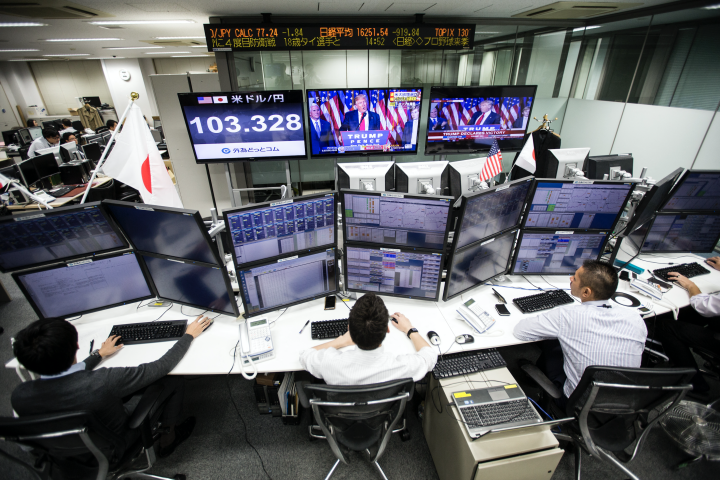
(573, 26, 601, 32)
(45, 38, 123, 42)
(702, 4, 720, 9)
(104, 46, 164, 50)
(89, 20, 196, 25)
(0, 49, 40, 52)
(0, 23, 47, 27)
(153, 36, 206, 39)
(171, 55, 214, 58)
(8, 58, 48, 61)
(146, 51, 190, 54)
(191, 45, 208, 48)
(43, 54, 90, 57)
(85, 57, 126, 60)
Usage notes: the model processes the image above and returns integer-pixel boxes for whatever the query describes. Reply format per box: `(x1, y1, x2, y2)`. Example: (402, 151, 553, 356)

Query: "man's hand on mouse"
(706, 257, 720, 271)
(390, 312, 412, 335)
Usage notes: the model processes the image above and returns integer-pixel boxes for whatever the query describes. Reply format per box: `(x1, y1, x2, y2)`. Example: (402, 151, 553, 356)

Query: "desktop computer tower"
(59, 163, 89, 185)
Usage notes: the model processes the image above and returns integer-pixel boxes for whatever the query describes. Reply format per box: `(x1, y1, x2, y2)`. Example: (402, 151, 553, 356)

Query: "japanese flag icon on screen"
(213, 96, 228, 103)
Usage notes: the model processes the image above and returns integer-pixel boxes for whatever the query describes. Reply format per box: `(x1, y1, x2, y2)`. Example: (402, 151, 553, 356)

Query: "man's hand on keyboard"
(185, 316, 212, 338)
(667, 272, 701, 296)
(99, 335, 124, 358)
(706, 257, 720, 271)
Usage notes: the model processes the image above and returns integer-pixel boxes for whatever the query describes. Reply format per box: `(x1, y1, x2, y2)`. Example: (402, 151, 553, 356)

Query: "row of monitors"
(13, 251, 238, 320)
(625, 212, 720, 254)
(177, 85, 538, 164)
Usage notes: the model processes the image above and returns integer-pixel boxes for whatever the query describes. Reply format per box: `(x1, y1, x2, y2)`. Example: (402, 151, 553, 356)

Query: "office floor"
(1, 271, 719, 480)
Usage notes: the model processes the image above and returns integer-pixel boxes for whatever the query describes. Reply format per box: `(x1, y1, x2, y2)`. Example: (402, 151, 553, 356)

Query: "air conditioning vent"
(513, 2, 642, 19)
(61, 6, 97, 17)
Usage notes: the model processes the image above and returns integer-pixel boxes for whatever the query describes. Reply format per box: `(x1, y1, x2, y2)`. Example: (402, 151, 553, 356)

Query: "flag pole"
(79, 92, 139, 204)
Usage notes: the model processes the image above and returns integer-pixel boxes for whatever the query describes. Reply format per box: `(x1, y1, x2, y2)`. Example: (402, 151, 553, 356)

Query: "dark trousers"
(123, 376, 185, 428)
(537, 339, 570, 409)
(655, 307, 720, 392)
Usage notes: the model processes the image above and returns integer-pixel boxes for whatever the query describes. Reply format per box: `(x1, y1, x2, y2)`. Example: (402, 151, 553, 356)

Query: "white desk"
(7, 253, 720, 377)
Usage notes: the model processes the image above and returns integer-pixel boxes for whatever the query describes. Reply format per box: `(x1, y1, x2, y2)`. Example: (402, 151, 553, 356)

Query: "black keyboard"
(109, 320, 187, 345)
(48, 186, 73, 198)
(652, 262, 711, 282)
(432, 349, 506, 379)
(513, 289, 574, 314)
(460, 399, 537, 427)
(311, 318, 348, 339)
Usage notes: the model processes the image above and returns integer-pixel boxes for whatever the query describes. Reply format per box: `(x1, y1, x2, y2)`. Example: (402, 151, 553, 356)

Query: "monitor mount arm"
(418, 179, 436, 195)
(468, 174, 489, 192)
(611, 168, 657, 237)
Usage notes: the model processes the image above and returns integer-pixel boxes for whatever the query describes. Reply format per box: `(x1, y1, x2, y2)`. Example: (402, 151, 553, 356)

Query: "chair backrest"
(84, 179, 116, 202)
(305, 378, 413, 464)
(72, 121, 84, 132)
(0, 411, 126, 478)
(567, 366, 694, 453)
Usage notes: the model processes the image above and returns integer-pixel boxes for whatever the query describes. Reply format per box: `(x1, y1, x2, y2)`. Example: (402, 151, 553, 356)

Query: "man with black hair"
(27, 128, 60, 157)
(107, 119, 118, 132)
(12, 315, 212, 458)
(299, 293, 437, 385)
(513, 260, 647, 402)
(58, 118, 75, 136)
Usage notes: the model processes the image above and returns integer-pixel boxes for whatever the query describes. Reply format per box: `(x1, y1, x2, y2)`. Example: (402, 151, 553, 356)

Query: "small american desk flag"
(479, 139, 503, 181)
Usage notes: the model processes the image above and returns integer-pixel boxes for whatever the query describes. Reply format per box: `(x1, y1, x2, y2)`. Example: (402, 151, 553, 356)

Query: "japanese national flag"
(213, 96, 228, 104)
(0, 172, 8, 190)
(102, 103, 183, 208)
(515, 134, 536, 174)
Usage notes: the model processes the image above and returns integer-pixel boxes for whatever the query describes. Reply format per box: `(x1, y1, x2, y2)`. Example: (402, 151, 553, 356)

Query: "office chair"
(300, 378, 413, 480)
(521, 365, 694, 480)
(0, 383, 185, 480)
(96, 127, 110, 134)
(83, 179, 116, 203)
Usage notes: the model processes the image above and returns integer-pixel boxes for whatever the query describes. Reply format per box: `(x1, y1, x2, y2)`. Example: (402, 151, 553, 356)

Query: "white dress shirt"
(513, 300, 647, 397)
(691, 292, 720, 317)
(299, 344, 438, 385)
(59, 127, 76, 136)
(27, 137, 52, 157)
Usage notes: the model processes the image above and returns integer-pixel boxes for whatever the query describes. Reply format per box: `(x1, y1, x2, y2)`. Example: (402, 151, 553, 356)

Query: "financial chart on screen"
(456, 179, 531, 249)
(227, 194, 335, 265)
(0, 205, 125, 272)
(642, 214, 720, 253)
(345, 246, 442, 299)
(344, 192, 450, 249)
(512, 232, 607, 275)
(662, 172, 720, 211)
(525, 182, 632, 230)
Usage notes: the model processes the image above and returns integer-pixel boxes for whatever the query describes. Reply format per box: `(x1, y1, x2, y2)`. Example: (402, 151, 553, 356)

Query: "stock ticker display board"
(204, 24, 475, 51)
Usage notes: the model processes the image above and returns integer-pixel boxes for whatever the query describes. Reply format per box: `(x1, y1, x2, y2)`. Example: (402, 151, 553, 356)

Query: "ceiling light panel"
(89, 20, 196, 25)
(43, 54, 90, 57)
(0, 49, 40, 52)
(104, 46, 164, 50)
(45, 38, 124, 42)
(0, 23, 48, 27)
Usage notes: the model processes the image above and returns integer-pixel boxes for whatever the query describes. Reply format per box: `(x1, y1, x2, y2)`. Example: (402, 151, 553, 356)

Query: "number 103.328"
(189, 114, 302, 134)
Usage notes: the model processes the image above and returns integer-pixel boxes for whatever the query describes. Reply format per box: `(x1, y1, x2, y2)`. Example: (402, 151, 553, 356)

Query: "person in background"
(26, 119, 39, 128)
(513, 106, 531, 130)
(58, 119, 76, 136)
(655, 257, 720, 396)
(428, 104, 448, 131)
(399, 106, 420, 149)
(107, 119, 118, 132)
(299, 293, 437, 385)
(61, 132, 77, 145)
(28, 128, 60, 157)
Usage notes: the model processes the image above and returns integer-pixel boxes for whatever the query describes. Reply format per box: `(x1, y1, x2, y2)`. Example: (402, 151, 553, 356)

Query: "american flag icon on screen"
(197, 97, 213, 104)
(479, 139, 503, 181)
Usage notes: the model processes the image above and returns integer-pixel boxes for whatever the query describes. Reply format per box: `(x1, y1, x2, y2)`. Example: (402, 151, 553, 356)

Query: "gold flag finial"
(130, 92, 140, 101)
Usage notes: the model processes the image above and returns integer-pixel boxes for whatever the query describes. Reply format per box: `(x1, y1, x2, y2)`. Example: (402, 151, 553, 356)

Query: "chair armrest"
(521, 363, 563, 399)
(296, 380, 311, 409)
(127, 385, 164, 430)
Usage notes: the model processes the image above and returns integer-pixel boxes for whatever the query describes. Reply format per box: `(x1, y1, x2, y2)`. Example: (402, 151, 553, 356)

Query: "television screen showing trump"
(307, 88, 423, 157)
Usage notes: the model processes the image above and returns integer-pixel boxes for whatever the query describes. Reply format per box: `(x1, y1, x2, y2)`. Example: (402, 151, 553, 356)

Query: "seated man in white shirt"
(58, 118, 76, 136)
(27, 128, 60, 157)
(299, 293, 438, 385)
(513, 260, 647, 405)
(655, 256, 720, 396)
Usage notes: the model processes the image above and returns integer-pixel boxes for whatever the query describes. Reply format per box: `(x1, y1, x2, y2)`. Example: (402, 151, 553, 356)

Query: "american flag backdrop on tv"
(435, 97, 531, 129)
(386, 91, 410, 145)
(479, 139, 503, 181)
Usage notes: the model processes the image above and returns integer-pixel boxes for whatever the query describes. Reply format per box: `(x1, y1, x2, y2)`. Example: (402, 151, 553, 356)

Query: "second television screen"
(425, 85, 537, 155)
(307, 88, 422, 156)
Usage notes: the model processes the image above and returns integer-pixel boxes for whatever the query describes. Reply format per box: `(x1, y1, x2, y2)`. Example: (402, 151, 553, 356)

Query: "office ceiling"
(0, 0, 714, 60)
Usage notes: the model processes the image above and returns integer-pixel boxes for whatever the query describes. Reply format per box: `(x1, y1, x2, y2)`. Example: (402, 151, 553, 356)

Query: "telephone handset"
(238, 318, 275, 380)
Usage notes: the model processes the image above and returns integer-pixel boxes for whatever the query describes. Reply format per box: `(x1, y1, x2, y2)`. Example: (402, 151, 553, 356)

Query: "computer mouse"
(455, 334, 474, 344)
(427, 331, 440, 345)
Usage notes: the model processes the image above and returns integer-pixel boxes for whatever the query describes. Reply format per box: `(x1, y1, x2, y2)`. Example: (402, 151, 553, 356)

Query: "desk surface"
(6, 252, 720, 376)
(7, 176, 113, 211)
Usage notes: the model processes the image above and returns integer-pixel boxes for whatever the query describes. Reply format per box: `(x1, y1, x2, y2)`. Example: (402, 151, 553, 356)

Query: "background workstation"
(2, 2, 720, 480)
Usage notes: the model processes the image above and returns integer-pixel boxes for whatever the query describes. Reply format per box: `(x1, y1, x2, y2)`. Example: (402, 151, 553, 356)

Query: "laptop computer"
(453, 384, 544, 438)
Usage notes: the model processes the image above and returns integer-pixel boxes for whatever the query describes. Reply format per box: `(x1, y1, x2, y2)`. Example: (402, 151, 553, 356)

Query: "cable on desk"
(528, 397, 554, 421)
(484, 283, 547, 292)
(227, 341, 273, 480)
(522, 276, 545, 291)
(180, 305, 208, 317)
(152, 303, 173, 322)
(336, 293, 352, 311)
(268, 308, 288, 327)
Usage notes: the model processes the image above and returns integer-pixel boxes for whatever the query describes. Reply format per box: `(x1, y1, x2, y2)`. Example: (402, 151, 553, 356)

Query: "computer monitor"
(83, 96, 102, 108)
(18, 159, 40, 187)
(548, 148, 590, 179)
(36, 146, 61, 164)
(27, 126, 43, 141)
(17, 128, 33, 145)
(641, 213, 720, 253)
(662, 170, 720, 212)
(342, 190, 452, 250)
(623, 167, 684, 234)
(103, 200, 221, 265)
(307, 88, 423, 157)
(336, 161, 395, 191)
(345, 245, 443, 301)
(41, 121, 55, 129)
(31, 152, 60, 179)
(523, 180, 634, 230)
(59, 142, 78, 163)
(238, 248, 338, 317)
(85, 134, 103, 145)
(101, 132, 112, 145)
(511, 231, 609, 275)
(0, 202, 128, 273)
(81, 142, 103, 163)
(2, 130, 19, 146)
(448, 157, 494, 199)
(425, 85, 537, 155)
(584, 154, 633, 180)
(141, 253, 239, 317)
(394, 161, 449, 196)
(224, 192, 337, 267)
(444, 229, 518, 301)
(454, 178, 533, 250)
(13, 251, 153, 320)
(154, 119, 162, 129)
